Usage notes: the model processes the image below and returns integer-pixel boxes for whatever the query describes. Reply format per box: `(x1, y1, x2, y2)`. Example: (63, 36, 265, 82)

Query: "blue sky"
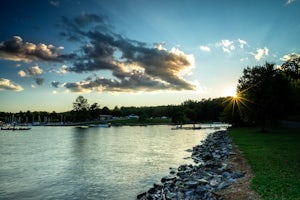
(0, 0, 299, 112)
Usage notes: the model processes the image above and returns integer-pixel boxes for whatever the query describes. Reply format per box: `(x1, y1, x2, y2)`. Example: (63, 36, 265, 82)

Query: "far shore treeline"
(1, 56, 300, 128)
(0, 97, 228, 125)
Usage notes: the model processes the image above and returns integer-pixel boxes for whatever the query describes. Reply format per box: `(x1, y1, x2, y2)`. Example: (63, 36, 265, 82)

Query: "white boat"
(89, 123, 111, 128)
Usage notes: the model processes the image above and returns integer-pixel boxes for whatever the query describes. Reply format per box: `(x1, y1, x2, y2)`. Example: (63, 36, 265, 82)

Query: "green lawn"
(229, 127, 300, 200)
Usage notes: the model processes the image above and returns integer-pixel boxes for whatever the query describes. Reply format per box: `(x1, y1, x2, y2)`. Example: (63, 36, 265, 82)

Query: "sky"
(0, 0, 299, 112)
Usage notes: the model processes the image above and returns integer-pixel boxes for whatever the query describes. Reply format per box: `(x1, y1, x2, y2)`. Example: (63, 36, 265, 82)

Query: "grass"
(229, 127, 300, 200)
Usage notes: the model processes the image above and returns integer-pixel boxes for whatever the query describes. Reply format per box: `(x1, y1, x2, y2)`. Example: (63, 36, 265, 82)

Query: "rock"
(161, 175, 176, 183)
(217, 181, 230, 190)
(153, 183, 163, 190)
(137, 130, 246, 200)
(210, 178, 221, 187)
(222, 171, 231, 179)
(231, 171, 245, 179)
(198, 178, 209, 184)
(147, 187, 156, 194)
(185, 190, 194, 197)
(185, 180, 198, 189)
(166, 191, 177, 199)
(137, 192, 146, 199)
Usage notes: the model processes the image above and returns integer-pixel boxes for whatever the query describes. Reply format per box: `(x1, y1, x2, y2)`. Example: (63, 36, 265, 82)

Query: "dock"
(171, 123, 231, 130)
(1, 127, 31, 131)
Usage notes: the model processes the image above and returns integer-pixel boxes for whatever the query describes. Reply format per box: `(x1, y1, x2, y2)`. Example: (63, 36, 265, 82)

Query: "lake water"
(0, 125, 216, 200)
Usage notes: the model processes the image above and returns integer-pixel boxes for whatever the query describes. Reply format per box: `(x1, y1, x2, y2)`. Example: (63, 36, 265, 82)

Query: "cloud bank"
(0, 13, 196, 93)
(0, 36, 67, 62)
(60, 13, 196, 92)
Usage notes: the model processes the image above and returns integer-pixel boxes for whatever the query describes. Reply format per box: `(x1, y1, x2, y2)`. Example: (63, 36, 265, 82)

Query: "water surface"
(0, 125, 215, 199)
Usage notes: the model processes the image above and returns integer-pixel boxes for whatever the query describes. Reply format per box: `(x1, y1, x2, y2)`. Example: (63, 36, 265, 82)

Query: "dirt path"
(217, 143, 260, 200)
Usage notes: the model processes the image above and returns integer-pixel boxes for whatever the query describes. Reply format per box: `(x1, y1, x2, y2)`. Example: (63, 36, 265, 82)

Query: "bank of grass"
(229, 127, 300, 200)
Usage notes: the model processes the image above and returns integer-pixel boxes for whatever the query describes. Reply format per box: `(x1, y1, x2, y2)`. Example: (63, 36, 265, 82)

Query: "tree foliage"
(236, 62, 292, 131)
(72, 96, 90, 122)
(280, 53, 300, 82)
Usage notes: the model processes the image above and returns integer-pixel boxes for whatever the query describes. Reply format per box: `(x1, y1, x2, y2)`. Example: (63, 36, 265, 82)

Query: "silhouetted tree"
(101, 106, 111, 115)
(112, 106, 122, 117)
(237, 62, 292, 131)
(90, 103, 101, 120)
(281, 53, 300, 83)
(72, 96, 90, 122)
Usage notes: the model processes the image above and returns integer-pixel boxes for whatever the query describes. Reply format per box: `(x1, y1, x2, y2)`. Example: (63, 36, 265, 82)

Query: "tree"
(281, 53, 300, 83)
(280, 53, 300, 115)
(90, 103, 101, 120)
(101, 106, 111, 115)
(72, 96, 90, 122)
(237, 62, 292, 131)
(112, 106, 122, 117)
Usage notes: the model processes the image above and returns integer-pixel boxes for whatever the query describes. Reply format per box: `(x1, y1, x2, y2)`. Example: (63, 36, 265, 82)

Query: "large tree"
(72, 96, 90, 122)
(90, 103, 101, 120)
(237, 62, 292, 131)
(281, 53, 300, 83)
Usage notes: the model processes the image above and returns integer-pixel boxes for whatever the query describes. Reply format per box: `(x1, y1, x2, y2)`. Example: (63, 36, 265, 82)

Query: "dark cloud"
(0, 36, 59, 61)
(60, 14, 196, 92)
(0, 36, 75, 62)
(74, 14, 106, 27)
(51, 81, 60, 88)
(1, 13, 196, 92)
(64, 69, 193, 93)
(35, 78, 44, 86)
(49, 0, 60, 6)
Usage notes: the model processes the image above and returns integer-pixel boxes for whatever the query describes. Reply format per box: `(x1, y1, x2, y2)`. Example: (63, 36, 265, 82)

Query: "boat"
(75, 126, 89, 129)
(1, 126, 31, 131)
(89, 123, 111, 128)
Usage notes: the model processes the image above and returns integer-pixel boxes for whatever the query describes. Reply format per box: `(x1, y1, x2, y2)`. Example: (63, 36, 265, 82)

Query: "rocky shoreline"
(137, 130, 244, 200)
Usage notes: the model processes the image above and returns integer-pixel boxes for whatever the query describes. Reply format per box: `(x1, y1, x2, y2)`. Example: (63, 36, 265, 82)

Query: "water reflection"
(0, 126, 214, 200)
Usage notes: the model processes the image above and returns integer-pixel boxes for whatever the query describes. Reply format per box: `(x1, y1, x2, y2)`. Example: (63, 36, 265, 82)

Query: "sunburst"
(223, 88, 254, 116)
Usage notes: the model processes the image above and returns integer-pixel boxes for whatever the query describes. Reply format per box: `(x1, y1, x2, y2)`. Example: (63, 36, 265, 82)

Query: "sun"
(224, 87, 237, 98)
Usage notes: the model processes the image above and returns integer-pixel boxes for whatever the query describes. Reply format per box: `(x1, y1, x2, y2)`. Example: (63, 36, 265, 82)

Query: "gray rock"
(185, 180, 198, 188)
(161, 175, 176, 183)
(231, 171, 244, 179)
(210, 177, 221, 187)
(217, 181, 230, 190)
(137, 130, 246, 200)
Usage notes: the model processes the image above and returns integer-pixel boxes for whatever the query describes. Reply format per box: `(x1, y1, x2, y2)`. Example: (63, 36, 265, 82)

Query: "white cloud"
(286, 0, 296, 5)
(199, 45, 211, 52)
(237, 39, 248, 49)
(58, 65, 68, 74)
(280, 52, 300, 61)
(220, 40, 235, 53)
(0, 78, 24, 91)
(49, 64, 68, 75)
(27, 66, 43, 76)
(253, 47, 269, 61)
(18, 70, 27, 77)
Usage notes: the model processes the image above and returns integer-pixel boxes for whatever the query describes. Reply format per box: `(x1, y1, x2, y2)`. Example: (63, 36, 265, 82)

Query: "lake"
(0, 125, 216, 199)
